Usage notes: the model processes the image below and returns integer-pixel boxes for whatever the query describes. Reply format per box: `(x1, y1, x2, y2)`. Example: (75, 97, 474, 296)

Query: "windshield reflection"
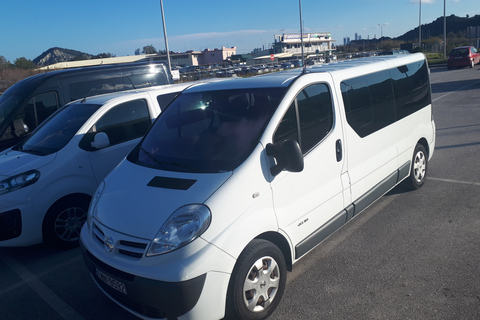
(132, 88, 286, 173)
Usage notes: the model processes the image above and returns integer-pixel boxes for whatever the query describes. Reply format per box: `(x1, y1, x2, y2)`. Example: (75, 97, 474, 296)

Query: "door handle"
(336, 139, 342, 162)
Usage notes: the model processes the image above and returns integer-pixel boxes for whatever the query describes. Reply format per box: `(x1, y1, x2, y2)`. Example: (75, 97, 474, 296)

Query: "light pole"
(443, 0, 447, 58)
(378, 23, 385, 38)
(159, 0, 172, 78)
(419, 0, 422, 49)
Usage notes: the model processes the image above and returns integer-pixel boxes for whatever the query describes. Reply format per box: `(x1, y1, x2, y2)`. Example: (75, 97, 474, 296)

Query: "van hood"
(0, 149, 56, 177)
(93, 159, 233, 240)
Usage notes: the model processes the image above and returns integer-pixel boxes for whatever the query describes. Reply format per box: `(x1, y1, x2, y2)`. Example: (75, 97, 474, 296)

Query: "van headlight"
(0, 170, 40, 195)
(147, 204, 211, 256)
(87, 181, 105, 228)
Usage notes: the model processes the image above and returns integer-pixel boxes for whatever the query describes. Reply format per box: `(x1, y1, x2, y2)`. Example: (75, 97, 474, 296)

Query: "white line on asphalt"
(2, 254, 86, 320)
(432, 80, 480, 102)
(429, 177, 480, 186)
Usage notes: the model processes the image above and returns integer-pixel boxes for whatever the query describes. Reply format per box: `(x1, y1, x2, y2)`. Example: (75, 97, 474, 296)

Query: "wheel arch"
(42, 193, 92, 239)
(255, 231, 293, 271)
(417, 137, 430, 158)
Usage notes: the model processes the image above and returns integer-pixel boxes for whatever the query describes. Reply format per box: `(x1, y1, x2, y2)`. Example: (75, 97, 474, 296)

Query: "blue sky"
(1, 0, 478, 62)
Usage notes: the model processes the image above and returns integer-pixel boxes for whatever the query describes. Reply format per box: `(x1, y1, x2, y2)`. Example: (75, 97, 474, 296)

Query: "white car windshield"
(131, 88, 286, 173)
(15, 103, 100, 155)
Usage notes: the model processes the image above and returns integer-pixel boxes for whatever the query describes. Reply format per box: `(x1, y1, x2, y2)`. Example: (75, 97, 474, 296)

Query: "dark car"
(447, 46, 480, 69)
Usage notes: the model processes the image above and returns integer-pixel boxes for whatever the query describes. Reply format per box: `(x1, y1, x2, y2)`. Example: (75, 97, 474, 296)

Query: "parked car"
(447, 46, 480, 69)
(0, 61, 174, 151)
(0, 83, 190, 248)
(80, 53, 435, 320)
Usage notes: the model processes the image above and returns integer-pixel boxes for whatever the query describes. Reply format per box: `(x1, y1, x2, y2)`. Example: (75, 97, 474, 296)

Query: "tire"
(43, 196, 89, 248)
(225, 239, 287, 320)
(404, 143, 428, 190)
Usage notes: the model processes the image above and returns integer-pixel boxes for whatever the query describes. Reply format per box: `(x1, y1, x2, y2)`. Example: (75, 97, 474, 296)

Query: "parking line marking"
(429, 177, 480, 186)
(432, 80, 480, 102)
(2, 254, 85, 320)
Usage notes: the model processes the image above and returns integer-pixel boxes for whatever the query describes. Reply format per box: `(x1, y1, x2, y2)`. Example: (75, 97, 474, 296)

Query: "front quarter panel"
(201, 143, 281, 260)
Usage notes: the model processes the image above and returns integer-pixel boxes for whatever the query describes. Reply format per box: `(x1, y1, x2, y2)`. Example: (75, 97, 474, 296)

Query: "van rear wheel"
(404, 143, 428, 190)
(226, 239, 287, 320)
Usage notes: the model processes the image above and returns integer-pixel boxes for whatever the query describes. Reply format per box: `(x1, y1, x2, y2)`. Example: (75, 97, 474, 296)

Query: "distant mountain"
(396, 14, 480, 41)
(33, 47, 93, 67)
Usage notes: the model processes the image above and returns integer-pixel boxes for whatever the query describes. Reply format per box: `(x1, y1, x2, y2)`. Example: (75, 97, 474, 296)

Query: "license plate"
(96, 268, 127, 295)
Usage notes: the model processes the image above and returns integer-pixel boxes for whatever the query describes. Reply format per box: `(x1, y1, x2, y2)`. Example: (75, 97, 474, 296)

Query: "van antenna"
(299, 0, 306, 74)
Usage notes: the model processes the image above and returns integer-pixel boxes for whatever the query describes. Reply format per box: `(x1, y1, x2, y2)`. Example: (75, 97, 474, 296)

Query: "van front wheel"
(43, 196, 89, 248)
(405, 143, 428, 190)
(226, 239, 287, 320)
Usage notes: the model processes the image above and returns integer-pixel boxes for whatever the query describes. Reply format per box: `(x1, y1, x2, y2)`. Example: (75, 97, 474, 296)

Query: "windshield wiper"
(140, 147, 200, 172)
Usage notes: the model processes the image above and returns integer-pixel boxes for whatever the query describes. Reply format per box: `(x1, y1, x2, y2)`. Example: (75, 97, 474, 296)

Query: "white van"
(80, 53, 435, 320)
(0, 83, 191, 247)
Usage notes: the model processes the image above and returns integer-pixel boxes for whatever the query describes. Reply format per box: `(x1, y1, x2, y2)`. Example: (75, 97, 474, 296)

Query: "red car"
(447, 46, 480, 69)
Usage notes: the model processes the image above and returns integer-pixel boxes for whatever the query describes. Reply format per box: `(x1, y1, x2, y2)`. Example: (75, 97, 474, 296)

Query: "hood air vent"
(147, 176, 196, 190)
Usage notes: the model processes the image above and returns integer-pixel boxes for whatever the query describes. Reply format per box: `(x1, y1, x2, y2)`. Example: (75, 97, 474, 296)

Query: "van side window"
(129, 73, 169, 89)
(81, 99, 150, 150)
(341, 61, 430, 138)
(274, 83, 333, 155)
(69, 77, 134, 101)
(342, 70, 396, 138)
(391, 60, 431, 119)
(156, 92, 179, 109)
(24, 91, 60, 133)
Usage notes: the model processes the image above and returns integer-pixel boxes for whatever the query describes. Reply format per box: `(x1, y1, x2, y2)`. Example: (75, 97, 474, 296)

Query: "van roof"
(185, 53, 426, 92)
(3, 61, 170, 95)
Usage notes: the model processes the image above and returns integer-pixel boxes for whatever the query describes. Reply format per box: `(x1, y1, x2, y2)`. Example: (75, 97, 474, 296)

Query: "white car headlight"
(87, 181, 105, 228)
(0, 170, 40, 195)
(147, 204, 211, 256)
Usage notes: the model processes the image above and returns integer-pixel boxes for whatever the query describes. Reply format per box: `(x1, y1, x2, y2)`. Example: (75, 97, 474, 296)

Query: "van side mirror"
(266, 140, 304, 176)
(90, 132, 110, 149)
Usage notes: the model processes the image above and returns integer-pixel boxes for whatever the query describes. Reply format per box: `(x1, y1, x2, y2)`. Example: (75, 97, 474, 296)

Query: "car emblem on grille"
(104, 236, 114, 252)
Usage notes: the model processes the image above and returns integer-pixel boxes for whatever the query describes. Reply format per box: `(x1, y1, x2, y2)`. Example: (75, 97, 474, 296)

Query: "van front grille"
(91, 222, 149, 259)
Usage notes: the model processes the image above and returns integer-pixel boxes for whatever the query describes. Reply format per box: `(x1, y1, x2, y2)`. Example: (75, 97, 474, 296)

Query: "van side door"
(340, 70, 399, 212)
(270, 80, 348, 260)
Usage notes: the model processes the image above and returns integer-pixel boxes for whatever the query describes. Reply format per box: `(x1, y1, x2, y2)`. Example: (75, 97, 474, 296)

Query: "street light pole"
(159, 0, 172, 78)
(443, 0, 447, 58)
(419, 0, 422, 49)
(299, 0, 306, 74)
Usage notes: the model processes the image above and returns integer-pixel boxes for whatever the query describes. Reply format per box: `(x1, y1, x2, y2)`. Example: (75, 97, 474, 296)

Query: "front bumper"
(0, 191, 44, 246)
(81, 242, 206, 319)
(80, 220, 235, 320)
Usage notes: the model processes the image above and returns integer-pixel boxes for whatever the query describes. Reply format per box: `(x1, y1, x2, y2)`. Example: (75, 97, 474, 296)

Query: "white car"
(81, 53, 435, 319)
(0, 83, 190, 247)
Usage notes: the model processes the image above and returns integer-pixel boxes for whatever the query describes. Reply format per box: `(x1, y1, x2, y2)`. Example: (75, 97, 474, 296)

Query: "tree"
(142, 45, 157, 54)
(14, 57, 36, 70)
(0, 56, 11, 69)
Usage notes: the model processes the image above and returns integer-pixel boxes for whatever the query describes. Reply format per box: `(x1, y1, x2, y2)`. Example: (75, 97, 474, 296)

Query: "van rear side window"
(341, 60, 431, 138)
(69, 77, 134, 101)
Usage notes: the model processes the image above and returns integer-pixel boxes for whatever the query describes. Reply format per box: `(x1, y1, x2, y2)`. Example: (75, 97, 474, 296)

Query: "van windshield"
(14, 103, 100, 155)
(131, 88, 286, 173)
(0, 93, 19, 125)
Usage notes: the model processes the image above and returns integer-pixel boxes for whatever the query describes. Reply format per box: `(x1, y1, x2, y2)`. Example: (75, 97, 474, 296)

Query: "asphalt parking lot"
(1, 64, 480, 320)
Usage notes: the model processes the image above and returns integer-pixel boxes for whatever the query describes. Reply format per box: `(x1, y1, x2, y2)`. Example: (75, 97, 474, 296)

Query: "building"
(248, 32, 335, 65)
(152, 47, 237, 67)
(38, 47, 237, 71)
(272, 32, 334, 55)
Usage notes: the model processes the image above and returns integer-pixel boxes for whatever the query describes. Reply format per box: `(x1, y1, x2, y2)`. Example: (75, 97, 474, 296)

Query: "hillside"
(396, 14, 480, 41)
(33, 47, 93, 67)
